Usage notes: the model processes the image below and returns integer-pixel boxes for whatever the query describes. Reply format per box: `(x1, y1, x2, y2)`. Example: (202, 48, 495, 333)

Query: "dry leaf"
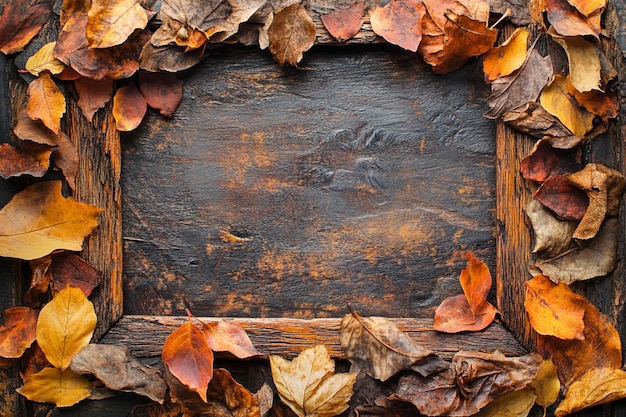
(139, 42, 207, 72)
(459, 252, 492, 314)
(370, 0, 426, 52)
(471, 387, 536, 417)
(255, 383, 274, 417)
(74, 77, 114, 122)
(25, 256, 53, 307)
(268, 4, 316, 66)
(483, 27, 529, 82)
(0, 0, 53, 54)
(162, 319, 214, 402)
(552, 35, 601, 93)
(340, 309, 441, 382)
(529, 359, 560, 413)
(534, 174, 588, 221)
(524, 274, 586, 340)
(0, 143, 51, 179)
(520, 139, 580, 183)
(320, 2, 365, 42)
(70, 344, 166, 403)
(138, 71, 184, 118)
(17, 367, 90, 407)
(204, 368, 261, 417)
(113, 83, 147, 132)
(27, 73, 66, 135)
(503, 102, 581, 148)
(0, 181, 101, 260)
(567, 0, 606, 15)
(87, 0, 149, 48)
(546, 0, 599, 37)
(540, 74, 595, 138)
(555, 368, 626, 416)
(25, 42, 66, 76)
(433, 293, 498, 333)
(0, 307, 38, 359)
(569, 83, 619, 121)
(36, 285, 97, 370)
(50, 252, 102, 297)
(202, 320, 262, 359)
(526, 199, 576, 256)
(270, 345, 357, 417)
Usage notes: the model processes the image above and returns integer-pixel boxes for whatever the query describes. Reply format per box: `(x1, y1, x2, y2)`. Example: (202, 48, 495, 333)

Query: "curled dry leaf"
(0, 307, 38, 359)
(459, 252, 491, 313)
(483, 27, 529, 82)
(268, 4, 316, 66)
(270, 344, 357, 417)
(255, 383, 274, 417)
(202, 320, 262, 359)
(567, 0, 606, 16)
(503, 102, 576, 147)
(525, 199, 576, 256)
(320, 2, 365, 43)
(551, 35, 601, 93)
(70, 344, 166, 403)
(25, 42, 66, 76)
(569, 83, 619, 121)
(529, 359, 560, 413)
(520, 139, 580, 183)
(524, 275, 586, 340)
(369, 0, 426, 52)
(546, 0, 599, 38)
(471, 387, 536, 417)
(74, 77, 114, 122)
(139, 42, 207, 72)
(16, 367, 91, 408)
(87, 0, 149, 49)
(340, 309, 440, 382)
(555, 368, 626, 416)
(25, 256, 53, 307)
(0, 181, 101, 261)
(534, 174, 588, 221)
(113, 83, 147, 132)
(0, 0, 53, 55)
(540, 74, 595, 138)
(138, 71, 184, 118)
(0, 143, 51, 179)
(27, 73, 66, 135)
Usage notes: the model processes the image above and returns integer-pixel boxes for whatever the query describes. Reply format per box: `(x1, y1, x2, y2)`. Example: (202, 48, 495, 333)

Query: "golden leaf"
(552, 35, 601, 92)
(25, 42, 66, 76)
(483, 27, 529, 82)
(26, 73, 66, 134)
(540, 74, 594, 137)
(555, 368, 626, 416)
(16, 367, 90, 407)
(529, 359, 560, 414)
(471, 387, 536, 417)
(87, 0, 148, 48)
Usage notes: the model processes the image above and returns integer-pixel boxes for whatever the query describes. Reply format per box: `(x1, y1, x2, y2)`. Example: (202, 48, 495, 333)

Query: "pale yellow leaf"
(552, 35, 601, 92)
(472, 387, 536, 417)
(17, 367, 90, 407)
(529, 359, 560, 413)
(25, 42, 66, 76)
(483, 27, 529, 82)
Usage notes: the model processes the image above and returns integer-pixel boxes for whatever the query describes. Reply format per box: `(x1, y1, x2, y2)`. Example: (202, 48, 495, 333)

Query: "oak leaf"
(70, 344, 166, 403)
(0, 307, 38, 359)
(138, 71, 184, 118)
(25, 42, 66, 76)
(552, 35, 601, 93)
(16, 367, 90, 407)
(270, 345, 357, 417)
(370, 0, 426, 52)
(74, 77, 114, 122)
(27, 73, 66, 134)
(471, 387, 536, 417)
(87, 0, 149, 48)
(320, 2, 365, 43)
(36, 285, 97, 370)
(340, 309, 443, 382)
(555, 368, 626, 416)
(529, 359, 560, 414)
(50, 252, 102, 297)
(268, 4, 316, 66)
(113, 83, 147, 132)
(526, 199, 576, 256)
(202, 320, 262, 359)
(0, 0, 53, 55)
(0, 143, 51, 179)
(482, 27, 529, 82)
(0, 181, 101, 261)
(524, 274, 586, 340)
(533, 174, 588, 221)
(162, 319, 214, 402)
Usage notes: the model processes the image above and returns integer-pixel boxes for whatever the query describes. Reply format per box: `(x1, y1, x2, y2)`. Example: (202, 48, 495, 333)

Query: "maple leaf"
(270, 345, 357, 417)
(0, 143, 51, 179)
(50, 252, 102, 297)
(36, 285, 97, 370)
(86, 0, 149, 49)
(370, 0, 426, 52)
(533, 174, 588, 221)
(482, 27, 529, 82)
(0, 307, 38, 359)
(555, 368, 626, 416)
(113, 83, 147, 132)
(74, 77, 114, 122)
(0, 181, 101, 261)
(268, 4, 316, 66)
(320, 2, 365, 43)
(0, 0, 53, 55)
(16, 367, 91, 407)
(138, 71, 184, 118)
(526, 199, 576, 257)
(27, 73, 66, 135)
(25, 42, 66, 76)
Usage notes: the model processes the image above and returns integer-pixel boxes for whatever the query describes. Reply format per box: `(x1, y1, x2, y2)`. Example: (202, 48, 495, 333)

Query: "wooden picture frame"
(1, 2, 625, 416)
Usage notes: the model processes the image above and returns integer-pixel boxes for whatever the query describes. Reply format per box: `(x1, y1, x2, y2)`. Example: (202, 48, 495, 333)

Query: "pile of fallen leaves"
(0, 0, 625, 415)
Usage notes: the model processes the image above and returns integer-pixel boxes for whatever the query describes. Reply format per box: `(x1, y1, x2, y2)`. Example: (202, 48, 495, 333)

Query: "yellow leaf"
(87, 0, 148, 48)
(540, 75, 594, 137)
(529, 359, 560, 414)
(36, 286, 97, 370)
(472, 387, 536, 417)
(0, 181, 101, 260)
(552, 35, 601, 92)
(483, 27, 529, 82)
(270, 345, 357, 417)
(555, 368, 626, 416)
(25, 42, 66, 76)
(17, 367, 90, 407)
(26, 72, 66, 134)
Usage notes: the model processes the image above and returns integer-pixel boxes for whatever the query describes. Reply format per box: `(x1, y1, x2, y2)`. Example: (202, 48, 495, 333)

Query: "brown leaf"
(569, 83, 619, 121)
(482, 27, 529, 82)
(546, 0, 599, 38)
(520, 139, 580, 183)
(534, 217, 619, 283)
(138, 71, 184, 118)
(255, 383, 274, 417)
(74, 77, 114, 122)
(0, 142, 51, 179)
(503, 102, 577, 147)
(526, 199, 576, 256)
(25, 42, 66, 76)
(268, 4, 316, 66)
(484, 0, 531, 25)
(25, 256, 53, 307)
(16, 367, 91, 407)
(70, 344, 166, 403)
(555, 368, 626, 416)
(86, 0, 149, 48)
(524, 274, 586, 340)
(470, 387, 536, 417)
(433, 293, 498, 333)
(537, 293, 622, 386)
(567, 0, 606, 15)
(0, 307, 38, 359)
(50, 252, 102, 297)
(27, 73, 66, 134)
(390, 351, 543, 416)
(370, 0, 426, 52)
(534, 174, 588, 221)
(0, 0, 53, 55)
(162, 319, 214, 402)
(340, 309, 441, 382)
(529, 359, 560, 413)
(113, 83, 147, 132)
(459, 252, 492, 314)
(202, 320, 262, 359)
(204, 368, 261, 417)
(320, 2, 365, 43)
(0, 181, 101, 261)
(139, 42, 207, 72)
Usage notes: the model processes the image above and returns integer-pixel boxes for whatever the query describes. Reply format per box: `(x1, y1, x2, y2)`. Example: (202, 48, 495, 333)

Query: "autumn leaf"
(569, 83, 619, 121)
(526, 199, 576, 256)
(268, 4, 316, 66)
(369, 0, 426, 52)
(459, 252, 491, 313)
(433, 293, 498, 333)
(555, 368, 626, 416)
(139, 42, 207, 72)
(27, 73, 66, 134)
(36, 285, 97, 370)
(87, 0, 149, 48)
(534, 174, 588, 221)
(320, 2, 365, 43)
(552, 34, 602, 93)
(546, 0, 599, 38)
(0, 0, 53, 55)
(25, 42, 66, 76)
(524, 274, 586, 340)
(255, 383, 274, 417)
(202, 320, 262, 359)
(25, 256, 53, 307)
(529, 359, 560, 414)
(483, 27, 529, 82)
(16, 367, 90, 407)
(138, 71, 184, 118)
(0, 143, 51, 179)
(471, 387, 536, 417)
(205, 368, 261, 417)
(540, 75, 595, 138)
(0, 181, 101, 261)
(270, 345, 357, 417)
(113, 83, 147, 132)
(520, 139, 580, 183)
(340, 309, 443, 382)
(50, 252, 102, 297)
(70, 344, 166, 403)
(74, 77, 114, 122)
(162, 319, 214, 402)
(503, 102, 577, 148)
(0, 307, 38, 359)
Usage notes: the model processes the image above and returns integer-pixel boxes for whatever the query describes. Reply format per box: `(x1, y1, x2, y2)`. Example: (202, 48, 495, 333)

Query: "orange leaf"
(320, 2, 365, 43)
(74, 77, 114, 122)
(566, 0, 606, 16)
(0, 307, 38, 359)
(524, 275, 585, 340)
(482, 27, 529, 82)
(138, 71, 183, 118)
(26, 73, 66, 134)
(268, 4, 316, 66)
(113, 83, 147, 132)
(0, 143, 51, 179)
(86, 0, 148, 48)
(433, 294, 497, 333)
(0, 1, 53, 54)
(162, 319, 214, 402)
(202, 320, 262, 359)
(459, 252, 492, 314)
(546, 0, 599, 38)
(370, 0, 426, 52)
(555, 367, 626, 416)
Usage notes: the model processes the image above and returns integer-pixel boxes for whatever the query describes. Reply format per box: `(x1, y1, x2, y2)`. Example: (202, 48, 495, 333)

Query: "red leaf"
(113, 83, 147, 132)
(0, 307, 38, 359)
(138, 71, 183, 118)
(320, 2, 365, 42)
(0, 0, 53, 54)
(370, 0, 426, 52)
(50, 253, 102, 297)
(534, 175, 589, 220)
(433, 294, 497, 333)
